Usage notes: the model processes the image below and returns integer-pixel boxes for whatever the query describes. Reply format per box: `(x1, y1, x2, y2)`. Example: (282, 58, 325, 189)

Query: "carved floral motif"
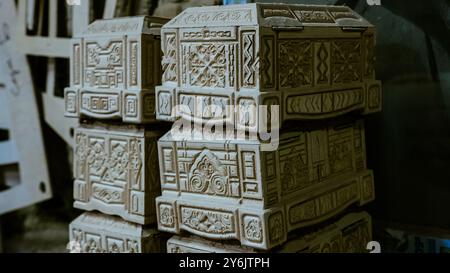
(181, 207, 234, 235)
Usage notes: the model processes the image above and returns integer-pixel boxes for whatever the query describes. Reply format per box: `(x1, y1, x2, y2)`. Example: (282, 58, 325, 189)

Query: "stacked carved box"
(64, 16, 169, 253)
(155, 3, 382, 251)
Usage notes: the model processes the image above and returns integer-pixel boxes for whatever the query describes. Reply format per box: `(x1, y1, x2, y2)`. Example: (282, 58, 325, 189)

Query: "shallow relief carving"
(166, 211, 372, 253)
(73, 122, 163, 225)
(64, 16, 169, 123)
(69, 212, 166, 253)
(155, 3, 382, 133)
(156, 120, 375, 249)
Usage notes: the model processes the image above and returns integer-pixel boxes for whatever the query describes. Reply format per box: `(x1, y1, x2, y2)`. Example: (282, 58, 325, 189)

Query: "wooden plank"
(72, 0, 91, 36)
(0, 0, 52, 214)
(26, 0, 35, 31)
(103, 0, 118, 19)
(49, 0, 57, 37)
(0, 141, 19, 166)
(42, 93, 78, 146)
(17, 36, 71, 58)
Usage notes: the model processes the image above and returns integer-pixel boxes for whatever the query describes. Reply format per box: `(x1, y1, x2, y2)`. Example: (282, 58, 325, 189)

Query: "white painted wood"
(0, 141, 19, 166)
(0, 0, 52, 214)
(72, 0, 91, 36)
(103, 0, 118, 19)
(17, 36, 71, 58)
(26, 0, 36, 31)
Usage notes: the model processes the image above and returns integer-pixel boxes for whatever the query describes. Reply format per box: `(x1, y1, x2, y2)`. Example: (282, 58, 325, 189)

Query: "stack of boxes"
(154, 3, 382, 252)
(64, 3, 382, 253)
(64, 16, 170, 253)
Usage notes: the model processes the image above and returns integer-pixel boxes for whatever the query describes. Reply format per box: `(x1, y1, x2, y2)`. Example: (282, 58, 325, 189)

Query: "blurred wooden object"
(0, 0, 52, 214)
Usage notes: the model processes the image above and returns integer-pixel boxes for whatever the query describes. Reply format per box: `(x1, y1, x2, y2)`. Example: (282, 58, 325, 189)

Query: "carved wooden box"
(69, 212, 166, 253)
(73, 122, 162, 225)
(167, 211, 372, 253)
(156, 120, 375, 249)
(64, 16, 169, 123)
(156, 3, 382, 133)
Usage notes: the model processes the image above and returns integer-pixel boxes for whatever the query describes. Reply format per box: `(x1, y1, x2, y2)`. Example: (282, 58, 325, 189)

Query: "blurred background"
(1, 0, 450, 253)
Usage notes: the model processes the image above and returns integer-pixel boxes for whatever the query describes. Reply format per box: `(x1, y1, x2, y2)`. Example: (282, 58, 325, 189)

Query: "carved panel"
(73, 124, 162, 225)
(182, 43, 235, 88)
(166, 212, 371, 253)
(261, 36, 275, 88)
(157, 170, 373, 250)
(156, 4, 381, 127)
(187, 150, 230, 196)
(292, 6, 334, 23)
(279, 40, 313, 88)
(69, 212, 165, 253)
(241, 31, 258, 88)
(84, 41, 125, 89)
(286, 88, 364, 116)
(331, 40, 362, 84)
(64, 16, 168, 123)
(243, 215, 264, 243)
(159, 203, 176, 228)
(364, 34, 375, 79)
(162, 33, 177, 83)
(159, 120, 366, 202)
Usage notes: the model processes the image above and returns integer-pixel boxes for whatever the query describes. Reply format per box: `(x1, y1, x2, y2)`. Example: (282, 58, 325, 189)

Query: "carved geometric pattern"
(85, 41, 124, 89)
(316, 42, 329, 84)
(286, 88, 363, 115)
(328, 126, 354, 175)
(69, 213, 163, 253)
(162, 33, 177, 82)
(241, 31, 258, 88)
(238, 98, 257, 127)
(331, 40, 361, 84)
(262, 37, 274, 88)
(185, 43, 228, 88)
(279, 40, 312, 88)
(280, 134, 310, 195)
(293, 8, 334, 23)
